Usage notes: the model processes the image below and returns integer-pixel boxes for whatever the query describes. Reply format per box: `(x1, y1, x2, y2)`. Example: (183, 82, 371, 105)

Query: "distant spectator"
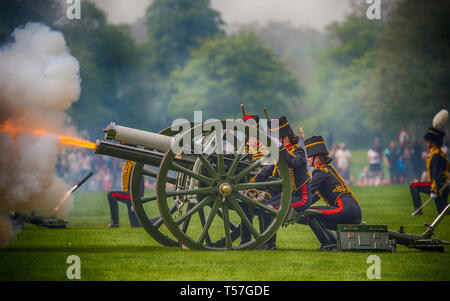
(102, 167, 113, 191)
(420, 149, 429, 181)
(367, 140, 383, 185)
(384, 141, 402, 184)
(400, 148, 414, 183)
(329, 143, 338, 162)
(411, 139, 425, 182)
(398, 125, 411, 149)
(334, 143, 353, 184)
(357, 166, 373, 187)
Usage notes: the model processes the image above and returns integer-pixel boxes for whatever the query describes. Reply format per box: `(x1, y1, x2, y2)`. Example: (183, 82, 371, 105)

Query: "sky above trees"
(92, 0, 352, 30)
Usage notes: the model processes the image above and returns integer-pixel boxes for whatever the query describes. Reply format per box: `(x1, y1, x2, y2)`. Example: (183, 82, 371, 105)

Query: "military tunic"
(410, 146, 449, 214)
(254, 143, 312, 211)
(308, 163, 362, 230)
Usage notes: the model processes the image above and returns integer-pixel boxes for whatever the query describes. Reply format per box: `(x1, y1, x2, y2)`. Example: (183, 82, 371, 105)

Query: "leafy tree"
(0, 0, 63, 43)
(366, 0, 450, 134)
(302, 15, 384, 147)
(237, 22, 327, 91)
(60, 2, 149, 138)
(167, 32, 303, 120)
(143, 0, 225, 76)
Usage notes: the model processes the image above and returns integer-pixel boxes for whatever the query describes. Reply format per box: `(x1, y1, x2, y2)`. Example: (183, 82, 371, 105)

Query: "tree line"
(1, 0, 448, 147)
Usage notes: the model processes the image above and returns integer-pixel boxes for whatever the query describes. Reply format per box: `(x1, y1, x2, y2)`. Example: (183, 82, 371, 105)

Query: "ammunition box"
(337, 224, 395, 252)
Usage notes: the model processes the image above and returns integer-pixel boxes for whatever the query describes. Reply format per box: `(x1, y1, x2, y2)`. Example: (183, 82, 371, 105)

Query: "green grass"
(1, 185, 449, 281)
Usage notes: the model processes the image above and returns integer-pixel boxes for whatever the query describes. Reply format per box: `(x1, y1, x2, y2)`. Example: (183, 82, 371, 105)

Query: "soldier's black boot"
(309, 219, 336, 251)
(107, 192, 120, 227)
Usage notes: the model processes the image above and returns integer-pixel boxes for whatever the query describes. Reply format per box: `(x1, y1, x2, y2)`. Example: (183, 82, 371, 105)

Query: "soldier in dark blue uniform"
(252, 116, 312, 249)
(304, 135, 362, 250)
(410, 127, 449, 214)
(107, 159, 143, 228)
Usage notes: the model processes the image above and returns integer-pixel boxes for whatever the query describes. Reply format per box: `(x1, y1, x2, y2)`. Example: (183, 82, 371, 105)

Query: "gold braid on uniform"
(426, 147, 450, 194)
(328, 165, 359, 203)
(121, 160, 135, 192)
(316, 190, 331, 206)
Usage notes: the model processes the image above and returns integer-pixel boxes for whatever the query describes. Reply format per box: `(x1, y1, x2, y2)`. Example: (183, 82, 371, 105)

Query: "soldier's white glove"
(430, 193, 438, 200)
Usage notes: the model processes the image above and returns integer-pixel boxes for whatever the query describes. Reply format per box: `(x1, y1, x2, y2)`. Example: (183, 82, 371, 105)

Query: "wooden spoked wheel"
(156, 120, 292, 250)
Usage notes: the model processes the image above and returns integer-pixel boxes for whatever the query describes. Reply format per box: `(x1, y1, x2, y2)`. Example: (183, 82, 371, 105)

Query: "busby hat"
(424, 127, 445, 147)
(304, 135, 329, 158)
(268, 116, 294, 138)
(424, 109, 448, 147)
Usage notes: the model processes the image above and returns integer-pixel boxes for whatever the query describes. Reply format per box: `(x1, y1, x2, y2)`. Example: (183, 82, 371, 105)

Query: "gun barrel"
(95, 140, 166, 166)
(103, 123, 174, 152)
(94, 140, 196, 168)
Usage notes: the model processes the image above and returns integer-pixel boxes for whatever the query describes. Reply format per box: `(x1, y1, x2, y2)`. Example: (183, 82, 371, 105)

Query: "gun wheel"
(157, 120, 291, 250)
(130, 123, 242, 247)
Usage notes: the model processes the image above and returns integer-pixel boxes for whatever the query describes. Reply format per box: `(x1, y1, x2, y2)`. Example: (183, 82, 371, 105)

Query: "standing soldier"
(304, 135, 362, 251)
(253, 116, 312, 250)
(410, 126, 449, 215)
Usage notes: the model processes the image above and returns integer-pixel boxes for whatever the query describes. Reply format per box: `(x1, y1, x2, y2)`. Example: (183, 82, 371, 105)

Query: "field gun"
(94, 120, 300, 250)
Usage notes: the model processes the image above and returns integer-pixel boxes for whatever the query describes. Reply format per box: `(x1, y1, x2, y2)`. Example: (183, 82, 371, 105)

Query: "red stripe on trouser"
(111, 192, 131, 199)
(274, 184, 308, 210)
(292, 184, 308, 209)
(315, 197, 344, 215)
(411, 182, 432, 189)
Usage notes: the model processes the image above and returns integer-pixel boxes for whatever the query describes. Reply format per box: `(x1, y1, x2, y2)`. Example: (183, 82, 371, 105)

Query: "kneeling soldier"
(304, 135, 362, 250)
(253, 116, 312, 249)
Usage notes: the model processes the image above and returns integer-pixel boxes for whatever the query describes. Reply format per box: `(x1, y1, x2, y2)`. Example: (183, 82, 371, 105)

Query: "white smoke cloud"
(0, 23, 81, 248)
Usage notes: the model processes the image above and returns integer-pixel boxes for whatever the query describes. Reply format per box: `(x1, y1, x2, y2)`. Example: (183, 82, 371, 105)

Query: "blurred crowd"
(56, 149, 155, 191)
(328, 125, 449, 187)
(57, 125, 448, 191)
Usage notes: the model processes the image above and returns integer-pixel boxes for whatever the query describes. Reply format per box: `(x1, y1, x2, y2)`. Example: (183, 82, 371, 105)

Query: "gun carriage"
(95, 120, 312, 250)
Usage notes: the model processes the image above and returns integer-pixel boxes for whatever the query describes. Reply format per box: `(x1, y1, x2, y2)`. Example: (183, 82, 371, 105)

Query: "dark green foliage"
(367, 0, 450, 132)
(144, 0, 225, 76)
(0, 0, 63, 43)
(167, 32, 302, 120)
(60, 2, 145, 138)
(303, 15, 384, 147)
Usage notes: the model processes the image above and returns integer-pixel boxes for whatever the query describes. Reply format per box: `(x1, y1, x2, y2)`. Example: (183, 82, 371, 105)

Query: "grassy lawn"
(1, 184, 449, 281)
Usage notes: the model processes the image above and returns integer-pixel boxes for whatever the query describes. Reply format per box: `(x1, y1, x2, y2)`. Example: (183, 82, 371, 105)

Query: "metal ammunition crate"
(337, 224, 395, 252)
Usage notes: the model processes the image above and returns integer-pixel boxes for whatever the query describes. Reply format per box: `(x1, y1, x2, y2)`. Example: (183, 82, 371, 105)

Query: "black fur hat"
(268, 116, 294, 138)
(304, 135, 329, 158)
(424, 127, 445, 147)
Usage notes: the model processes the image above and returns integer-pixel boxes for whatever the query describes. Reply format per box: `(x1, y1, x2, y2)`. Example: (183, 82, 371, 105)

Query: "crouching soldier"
(410, 127, 449, 215)
(252, 116, 312, 250)
(304, 135, 362, 251)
